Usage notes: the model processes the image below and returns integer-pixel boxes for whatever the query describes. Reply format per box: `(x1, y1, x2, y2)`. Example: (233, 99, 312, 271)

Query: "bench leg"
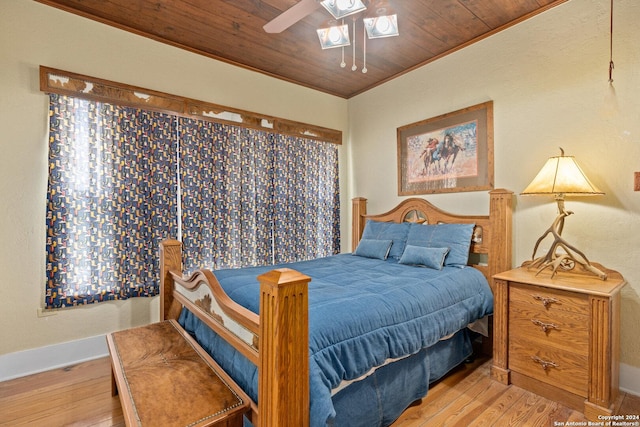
(111, 366, 118, 397)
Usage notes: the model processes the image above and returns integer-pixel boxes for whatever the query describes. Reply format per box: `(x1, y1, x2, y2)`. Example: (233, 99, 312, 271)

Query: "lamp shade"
(521, 151, 604, 197)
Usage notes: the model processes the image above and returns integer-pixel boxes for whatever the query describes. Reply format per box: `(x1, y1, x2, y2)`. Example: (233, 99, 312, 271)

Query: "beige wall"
(349, 0, 640, 368)
(0, 0, 348, 356)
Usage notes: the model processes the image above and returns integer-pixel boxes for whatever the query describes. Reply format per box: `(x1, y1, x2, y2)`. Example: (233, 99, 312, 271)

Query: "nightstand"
(491, 266, 626, 420)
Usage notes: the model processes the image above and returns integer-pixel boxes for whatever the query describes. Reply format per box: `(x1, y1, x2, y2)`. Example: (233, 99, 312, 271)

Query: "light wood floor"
(0, 356, 638, 426)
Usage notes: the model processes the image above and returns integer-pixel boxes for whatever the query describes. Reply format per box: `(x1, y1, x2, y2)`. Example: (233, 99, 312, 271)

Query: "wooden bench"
(107, 320, 250, 427)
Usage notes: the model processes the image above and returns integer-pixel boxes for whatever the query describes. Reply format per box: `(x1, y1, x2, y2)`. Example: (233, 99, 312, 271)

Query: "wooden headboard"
(351, 189, 513, 290)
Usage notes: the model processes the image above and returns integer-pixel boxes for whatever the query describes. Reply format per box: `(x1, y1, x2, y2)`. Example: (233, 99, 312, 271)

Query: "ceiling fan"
(264, 0, 398, 72)
(263, 0, 369, 34)
(263, 0, 320, 34)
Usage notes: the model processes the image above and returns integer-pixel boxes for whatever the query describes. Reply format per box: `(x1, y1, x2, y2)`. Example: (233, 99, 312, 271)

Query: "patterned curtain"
(45, 94, 178, 308)
(180, 120, 340, 269)
(273, 135, 340, 263)
(46, 95, 339, 307)
(179, 118, 274, 272)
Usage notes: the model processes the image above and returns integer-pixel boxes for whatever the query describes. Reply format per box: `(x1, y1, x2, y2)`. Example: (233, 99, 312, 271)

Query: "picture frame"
(397, 101, 494, 195)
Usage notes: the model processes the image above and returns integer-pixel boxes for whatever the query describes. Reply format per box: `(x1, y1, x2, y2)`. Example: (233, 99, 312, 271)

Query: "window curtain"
(45, 94, 178, 308)
(46, 95, 339, 308)
(179, 118, 274, 272)
(180, 120, 340, 270)
(273, 135, 340, 263)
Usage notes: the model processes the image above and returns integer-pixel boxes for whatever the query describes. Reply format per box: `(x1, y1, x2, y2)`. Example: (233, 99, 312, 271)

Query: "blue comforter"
(182, 253, 493, 426)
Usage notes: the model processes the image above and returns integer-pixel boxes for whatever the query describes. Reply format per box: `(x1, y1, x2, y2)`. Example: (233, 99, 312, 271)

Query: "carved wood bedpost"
(487, 189, 513, 283)
(258, 268, 311, 427)
(159, 239, 182, 321)
(352, 197, 368, 250)
(487, 189, 513, 361)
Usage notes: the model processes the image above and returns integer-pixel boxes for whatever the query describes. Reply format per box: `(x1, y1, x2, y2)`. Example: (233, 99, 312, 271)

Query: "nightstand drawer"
(509, 336, 588, 397)
(509, 302, 588, 354)
(510, 283, 588, 315)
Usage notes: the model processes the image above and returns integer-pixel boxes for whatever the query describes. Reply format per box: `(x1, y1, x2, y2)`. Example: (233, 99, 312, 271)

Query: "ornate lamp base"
(522, 200, 607, 280)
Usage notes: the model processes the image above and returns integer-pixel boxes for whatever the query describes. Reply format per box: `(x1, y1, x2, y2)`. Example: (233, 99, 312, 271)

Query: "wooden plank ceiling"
(36, 0, 568, 98)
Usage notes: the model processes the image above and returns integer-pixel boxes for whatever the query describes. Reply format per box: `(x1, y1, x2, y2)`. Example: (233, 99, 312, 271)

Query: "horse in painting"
(420, 134, 465, 175)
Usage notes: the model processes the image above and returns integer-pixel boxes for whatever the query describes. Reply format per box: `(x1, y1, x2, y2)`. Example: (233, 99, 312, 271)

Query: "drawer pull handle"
(532, 295, 559, 308)
(531, 356, 558, 371)
(531, 319, 558, 333)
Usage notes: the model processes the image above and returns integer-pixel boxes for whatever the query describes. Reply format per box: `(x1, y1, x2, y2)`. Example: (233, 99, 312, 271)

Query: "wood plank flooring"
(0, 355, 638, 426)
(391, 356, 638, 427)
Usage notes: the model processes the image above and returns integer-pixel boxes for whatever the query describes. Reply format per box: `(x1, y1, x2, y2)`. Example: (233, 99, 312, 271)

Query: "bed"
(159, 189, 513, 427)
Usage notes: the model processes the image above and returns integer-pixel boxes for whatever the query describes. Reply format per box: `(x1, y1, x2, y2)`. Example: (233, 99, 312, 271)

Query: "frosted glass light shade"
(320, 0, 366, 19)
(521, 153, 604, 197)
(317, 24, 350, 49)
(364, 14, 399, 38)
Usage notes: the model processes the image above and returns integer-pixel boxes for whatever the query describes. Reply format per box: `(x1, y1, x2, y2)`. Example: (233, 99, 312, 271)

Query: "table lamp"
(520, 148, 607, 280)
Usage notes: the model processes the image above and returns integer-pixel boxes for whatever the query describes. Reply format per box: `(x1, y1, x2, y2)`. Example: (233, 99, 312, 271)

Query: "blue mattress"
(180, 253, 493, 427)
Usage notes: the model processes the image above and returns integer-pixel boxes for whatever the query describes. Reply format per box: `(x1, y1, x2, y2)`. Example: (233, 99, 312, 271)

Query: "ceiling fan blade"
(263, 0, 320, 34)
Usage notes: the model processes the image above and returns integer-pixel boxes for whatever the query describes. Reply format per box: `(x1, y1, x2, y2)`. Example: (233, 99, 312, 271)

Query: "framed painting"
(397, 101, 494, 195)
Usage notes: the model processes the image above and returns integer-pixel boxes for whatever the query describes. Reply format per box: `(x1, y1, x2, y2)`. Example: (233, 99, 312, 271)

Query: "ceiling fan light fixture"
(317, 24, 351, 49)
(320, 0, 367, 19)
(363, 14, 399, 38)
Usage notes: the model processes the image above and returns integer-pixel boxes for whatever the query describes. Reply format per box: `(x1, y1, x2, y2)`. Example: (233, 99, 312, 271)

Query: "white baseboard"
(2, 335, 640, 398)
(621, 362, 640, 397)
(0, 335, 108, 382)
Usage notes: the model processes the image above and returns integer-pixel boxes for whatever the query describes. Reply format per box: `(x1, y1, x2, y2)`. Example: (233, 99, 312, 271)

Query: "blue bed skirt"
(179, 308, 473, 427)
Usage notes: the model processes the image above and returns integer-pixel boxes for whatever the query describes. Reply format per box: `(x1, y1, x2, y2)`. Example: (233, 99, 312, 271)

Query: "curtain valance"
(40, 66, 342, 145)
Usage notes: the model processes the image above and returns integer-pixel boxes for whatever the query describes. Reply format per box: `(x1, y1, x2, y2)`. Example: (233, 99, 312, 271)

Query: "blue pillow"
(360, 220, 410, 260)
(354, 238, 393, 260)
(399, 245, 450, 270)
(406, 223, 475, 267)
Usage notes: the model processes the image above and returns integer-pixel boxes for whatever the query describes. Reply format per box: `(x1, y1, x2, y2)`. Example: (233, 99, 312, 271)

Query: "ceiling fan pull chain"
(352, 18, 357, 71)
(362, 22, 368, 73)
(340, 19, 346, 68)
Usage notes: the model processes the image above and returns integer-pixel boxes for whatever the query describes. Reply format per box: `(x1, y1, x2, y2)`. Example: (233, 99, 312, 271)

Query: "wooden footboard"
(160, 240, 310, 427)
(159, 189, 513, 427)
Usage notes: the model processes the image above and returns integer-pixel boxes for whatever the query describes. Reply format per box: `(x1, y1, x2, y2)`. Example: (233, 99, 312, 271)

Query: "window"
(45, 95, 178, 307)
(45, 93, 340, 308)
